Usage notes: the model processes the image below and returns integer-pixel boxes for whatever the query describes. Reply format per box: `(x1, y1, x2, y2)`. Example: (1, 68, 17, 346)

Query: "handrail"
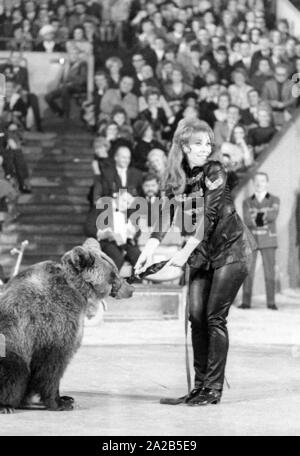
(234, 107, 300, 195)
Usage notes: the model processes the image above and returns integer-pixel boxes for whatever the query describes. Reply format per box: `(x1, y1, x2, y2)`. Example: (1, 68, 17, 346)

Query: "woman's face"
(233, 126, 245, 143)
(200, 59, 211, 74)
(186, 131, 212, 168)
(233, 72, 245, 86)
(172, 69, 182, 83)
(257, 110, 270, 127)
(73, 28, 84, 41)
(148, 153, 165, 171)
(106, 124, 118, 139)
(183, 106, 198, 120)
(143, 125, 153, 141)
(218, 95, 229, 110)
(113, 112, 126, 126)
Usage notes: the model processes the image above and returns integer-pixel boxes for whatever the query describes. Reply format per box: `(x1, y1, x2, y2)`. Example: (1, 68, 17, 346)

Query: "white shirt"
(43, 40, 56, 53)
(255, 191, 267, 203)
(116, 166, 127, 187)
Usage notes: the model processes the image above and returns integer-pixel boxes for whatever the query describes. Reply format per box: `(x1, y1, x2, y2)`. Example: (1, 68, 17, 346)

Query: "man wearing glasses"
(262, 63, 296, 126)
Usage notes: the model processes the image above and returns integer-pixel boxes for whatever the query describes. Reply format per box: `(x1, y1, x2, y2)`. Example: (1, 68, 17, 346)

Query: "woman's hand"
(134, 238, 160, 275)
(166, 249, 190, 268)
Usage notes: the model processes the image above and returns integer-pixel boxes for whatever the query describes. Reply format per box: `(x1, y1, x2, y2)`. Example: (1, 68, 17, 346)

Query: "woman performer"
(134, 119, 256, 406)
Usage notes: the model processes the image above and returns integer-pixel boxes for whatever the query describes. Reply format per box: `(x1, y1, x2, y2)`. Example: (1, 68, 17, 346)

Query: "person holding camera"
(240, 172, 280, 310)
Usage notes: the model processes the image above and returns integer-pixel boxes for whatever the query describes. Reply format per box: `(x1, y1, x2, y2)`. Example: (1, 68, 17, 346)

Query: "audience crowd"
(0, 0, 298, 276)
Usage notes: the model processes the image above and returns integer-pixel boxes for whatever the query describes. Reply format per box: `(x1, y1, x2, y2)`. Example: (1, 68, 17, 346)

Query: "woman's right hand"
(134, 238, 160, 275)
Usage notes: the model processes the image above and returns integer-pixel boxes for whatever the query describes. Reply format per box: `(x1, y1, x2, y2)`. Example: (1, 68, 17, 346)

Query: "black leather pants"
(189, 260, 250, 391)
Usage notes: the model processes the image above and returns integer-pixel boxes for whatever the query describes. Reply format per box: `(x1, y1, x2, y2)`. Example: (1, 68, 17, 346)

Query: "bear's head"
(61, 238, 134, 301)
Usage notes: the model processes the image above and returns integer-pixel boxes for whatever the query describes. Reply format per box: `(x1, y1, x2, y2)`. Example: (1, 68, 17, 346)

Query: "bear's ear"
(68, 246, 95, 272)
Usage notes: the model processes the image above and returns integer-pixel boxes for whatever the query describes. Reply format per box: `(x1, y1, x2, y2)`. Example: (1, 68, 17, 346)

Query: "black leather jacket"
(150, 159, 256, 269)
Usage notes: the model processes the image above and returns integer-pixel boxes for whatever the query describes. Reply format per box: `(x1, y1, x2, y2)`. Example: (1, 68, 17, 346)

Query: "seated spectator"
(213, 91, 230, 123)
(214, 104, 241, 150)
(110, 106, 134, 143)
(45, 47, 87, 118)
(156, 60, 174, 85)
(249, 27, 262, 55)
(8, 24, 33, 52)
(250, 35, 272, 77)
(66, 24, 92, 55)
(82, 70, 109, 129)
(138, 80, 172, 118)
(0, 150, 19, 226)
(192, 56, 213, 92)
(100, 75, 139, 121)
(233, 40, 252, 73)
(220, 124, 254, 171)
(241, 88, 261, 127)
(86, 135, 111, 207)
(261, 63, 296, 126)
(171, 91, 199, 133)
(250, 57, 273, 95)
(139, 64, 161, 90)
(67, 1, 97, 32)
(132, 120, 164, 172)
(3, 51, 43, 132)
(3, 81, 27, 129)
(96, 190, 141, 272)
(198, 82, 220, 128)
(146, 148, 167, 184)
(138, 87, 171, 140)
(130, 52, 146, 95)
(162, 66, 193, 113)
(228, 67, 253, 110)
(94, 142, 143, 200)
(34, 25, 65, 52)
(176, 42, 202, 87)
(212, 45, 233, 87)
(105, 56, 124, 89)
(97, 121, 120, 156)
(91, 136, 110, 177)
(1, 123, 32, 194)
(248, 107, 277, 158)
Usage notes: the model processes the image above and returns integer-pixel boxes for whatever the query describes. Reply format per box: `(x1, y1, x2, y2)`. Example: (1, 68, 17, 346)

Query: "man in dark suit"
(2, 52, 43, 131)
(240, 172, 280, 310)
(261, 63, 296, 125)
(94, 141, 143, 201)
(45, 47, 87, 118)
(94, 143, 143, 271)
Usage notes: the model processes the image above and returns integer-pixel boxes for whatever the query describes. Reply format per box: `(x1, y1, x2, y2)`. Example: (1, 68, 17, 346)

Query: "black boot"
(160, 386, 203, 405)
(187, 387, 222, 406)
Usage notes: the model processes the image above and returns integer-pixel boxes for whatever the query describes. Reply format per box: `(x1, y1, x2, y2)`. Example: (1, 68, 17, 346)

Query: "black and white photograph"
(0, 0, 300, 440)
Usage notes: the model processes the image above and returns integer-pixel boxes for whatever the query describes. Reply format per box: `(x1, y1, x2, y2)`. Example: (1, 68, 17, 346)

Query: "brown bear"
(0, 238, 134, 413)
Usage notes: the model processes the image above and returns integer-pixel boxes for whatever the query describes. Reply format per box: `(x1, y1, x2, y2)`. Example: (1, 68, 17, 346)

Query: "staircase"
(0, 124, 93, 277)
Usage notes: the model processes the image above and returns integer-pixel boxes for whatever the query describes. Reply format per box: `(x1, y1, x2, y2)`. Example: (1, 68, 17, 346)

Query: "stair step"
(31, 170, 92, 178)
(18, 194, 90, 205)
(17, 204, 89, 214)
(3, 224, 85, 234)
(0, 243, 81, 256)
(30, 177, 93, 187)
(31, 186, 91, 195)
(17, 214, 88, 224)
(0, 233, 85, 245)
(26, 157, 92, 166)
(0, 254, 60, 267)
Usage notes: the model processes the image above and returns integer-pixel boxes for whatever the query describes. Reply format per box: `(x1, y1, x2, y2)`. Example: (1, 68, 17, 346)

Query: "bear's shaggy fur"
(0, 238, 133, 413)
